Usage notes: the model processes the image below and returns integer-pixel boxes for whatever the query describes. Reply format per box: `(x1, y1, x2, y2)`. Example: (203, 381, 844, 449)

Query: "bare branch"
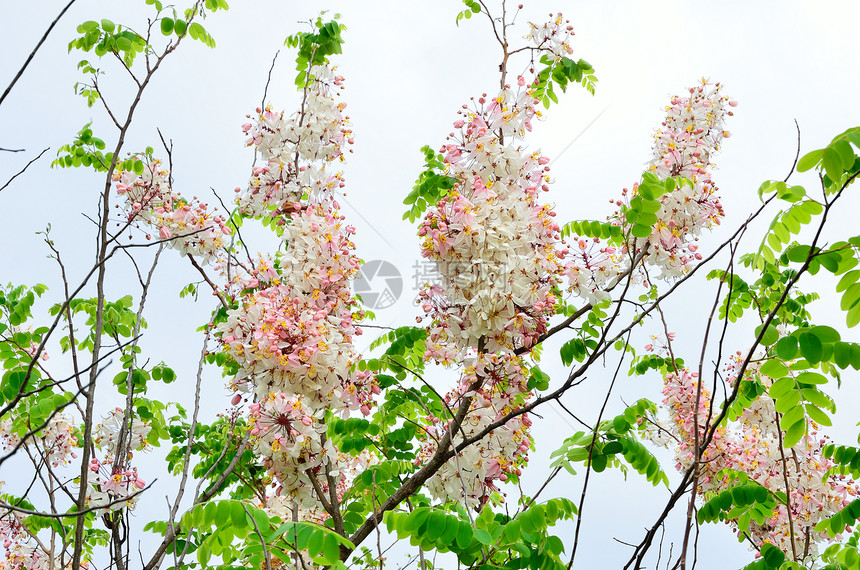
(0, 0, 79, 108)
(1, 147, 50, 192)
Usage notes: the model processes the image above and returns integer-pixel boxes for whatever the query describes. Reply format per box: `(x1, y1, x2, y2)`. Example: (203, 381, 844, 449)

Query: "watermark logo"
(354, 260, 403, 310)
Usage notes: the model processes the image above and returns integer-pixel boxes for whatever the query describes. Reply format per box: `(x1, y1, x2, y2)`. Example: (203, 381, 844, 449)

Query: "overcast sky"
(3, 0, 860, 567)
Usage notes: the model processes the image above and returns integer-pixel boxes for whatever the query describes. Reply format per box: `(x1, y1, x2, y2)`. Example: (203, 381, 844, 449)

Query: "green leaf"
(757, 324, 779, 346)
(230, 501, 247, 528)
(760, 359, 789, 379)
(215, 500, 231, 525)
(810, 325, 841, 343)
(806, 404, 832, 426)
(823, 149, 843, 182)
(775, 336, 799, 360)
(455, 522, 473, 549)
(799, 332, 824, 363)
(797, 149, 823, 172)
(425, 511, 446, 542)
(782, 415, 806, 448)
(473, 527, 492, 545)
(761, 543, 785, 568)
(320, 534, 340, 564)
(631, 223, 652, 238)
(160, 17, 174, 35)
(769, 377, 795, 400)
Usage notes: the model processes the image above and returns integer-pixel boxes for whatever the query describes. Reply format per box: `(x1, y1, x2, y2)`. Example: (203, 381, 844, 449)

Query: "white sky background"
(3, 0, 860, 568)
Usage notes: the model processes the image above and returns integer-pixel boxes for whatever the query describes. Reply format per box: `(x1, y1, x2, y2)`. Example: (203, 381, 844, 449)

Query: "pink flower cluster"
(640, 80, 734, 278)
(649, 355, 858, 562)
(564, 80, 734, 303)
(0, 409, 145, 564)
(0, 413, 78, 469)
(113, 160, 231, 263)
(217, 66, 375, 511)
(248, 394, 332, 507)
(80, 408, 149, 515)
(237, 64, 352, 218)
(528, 13, 575, 59)
(417, 352, 533, 508)
(418, 90, 565, 357)
(415, 19, 586, 503)
(218, 203, 372, 408)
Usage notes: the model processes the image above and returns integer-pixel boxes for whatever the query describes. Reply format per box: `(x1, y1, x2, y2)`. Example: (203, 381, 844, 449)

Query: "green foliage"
(68, 19, 147, 67)
(797, 127, 860, 190)
(165, 416, 260, 500)
(533, 55, 597, 107)
(327, 416, 381, 455)
(707, 270, 753, 323)
(403, 145, 457, 222)
(751, 323, 859, 447)
(559, 219, 623, 242)
(814, 498, 860, 538)
(823, 444, 860, 480)
(455, 0, 482, 24)
(623, 173, 685, 239)
(697, 471, 781, 539)
(822, 528, 860, 570)
(164, 499, 350, 567)
(558, 299, 610, 366)
(52, 123, 111, 170)
(738, 543, 787, 569)
(284, 14, 346, 87)
(384, 498, 576, 568)
(725, 378, 765, 422)
(48, 294, 142, 353)
(253, 517, 353, 567)
(551, 400, 668, 486)
(0, 283, 66, 430)
(754, 198, 823, 267)
(527, 365, 551, 391)
(628, 353, 684, 376)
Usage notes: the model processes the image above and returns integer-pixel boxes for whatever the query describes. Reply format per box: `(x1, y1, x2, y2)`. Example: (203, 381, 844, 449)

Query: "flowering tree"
(3, 1, 860, 569)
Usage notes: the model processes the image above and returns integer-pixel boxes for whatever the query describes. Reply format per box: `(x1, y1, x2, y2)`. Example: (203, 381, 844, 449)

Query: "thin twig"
(0, 147, 49, 192)
(0, 0, 79, 107)
(568, 331, 631, 568)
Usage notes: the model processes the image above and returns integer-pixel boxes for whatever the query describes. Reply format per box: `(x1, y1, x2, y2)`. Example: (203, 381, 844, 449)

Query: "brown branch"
(568, 332, 631, 568)
(188, 254, 229, 309)
(72, 13, 197, 566)
(0, 147, 49, 192)
(0, 0, 79, 108)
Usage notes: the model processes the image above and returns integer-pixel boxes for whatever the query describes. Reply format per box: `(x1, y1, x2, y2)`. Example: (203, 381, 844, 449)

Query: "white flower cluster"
(93, 407, 151, 460)
(414, 51, 576, 507)
(642, 80, 735, 278)
(238, 65, 352, 218)
(114, 161, 231, 263)
(562, 80, 735, 299)
(217, 66, 374, 512)
(218, 204, 373, 409)
(564, 239, 630, 304)
(419, 89, 564, 356)
(528, 13, 575, 59)
(649, 353, 858, 562)
(0, 412, 79, 469)
(419, 353, 533, 508)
